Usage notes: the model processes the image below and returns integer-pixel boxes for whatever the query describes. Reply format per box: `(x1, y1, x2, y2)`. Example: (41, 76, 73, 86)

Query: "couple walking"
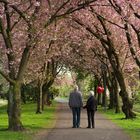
(68, 85, 97, 128)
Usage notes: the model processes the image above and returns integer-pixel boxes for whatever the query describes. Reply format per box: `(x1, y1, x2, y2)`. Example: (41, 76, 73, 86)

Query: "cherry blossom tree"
(107, 0, 140, 82)
(68, 1, 136, 118)
(0, 0, 98, 130)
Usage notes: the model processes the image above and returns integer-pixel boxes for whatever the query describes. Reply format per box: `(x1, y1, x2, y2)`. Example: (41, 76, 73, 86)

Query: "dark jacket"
(84, 96, 97, 111)
(69, 91, 83, 108)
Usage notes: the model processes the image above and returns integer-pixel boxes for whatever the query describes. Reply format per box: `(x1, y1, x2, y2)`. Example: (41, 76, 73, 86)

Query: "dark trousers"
(87, 110, 95, 128)
(71, 107, 81, 127)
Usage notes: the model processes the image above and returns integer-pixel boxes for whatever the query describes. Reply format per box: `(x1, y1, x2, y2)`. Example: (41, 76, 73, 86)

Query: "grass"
(0, 99, 7, 107)
(0, 102, 57, 140)
(134, 103, 140, 113)
(99, 107, 140, 140)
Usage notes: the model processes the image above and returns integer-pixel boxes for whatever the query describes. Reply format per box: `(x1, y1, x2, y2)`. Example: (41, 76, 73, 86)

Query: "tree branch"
(0, 70, 15, 84)
(89, 6, 125, 29)
(11, 3, 33, 30)
(45, 0, 97, 27)
(0, 0, 30, 26)
(44, 0, 70, 27)
(72, 17, 108, 45)
(128, 2, 140, 19)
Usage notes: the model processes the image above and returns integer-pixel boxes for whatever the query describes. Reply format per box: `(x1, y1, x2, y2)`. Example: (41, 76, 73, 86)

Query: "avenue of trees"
(0, 0, 140, 131)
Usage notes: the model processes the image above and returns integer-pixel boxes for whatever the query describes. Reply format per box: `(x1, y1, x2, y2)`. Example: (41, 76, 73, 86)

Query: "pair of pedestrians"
(68, 86, 97, 128)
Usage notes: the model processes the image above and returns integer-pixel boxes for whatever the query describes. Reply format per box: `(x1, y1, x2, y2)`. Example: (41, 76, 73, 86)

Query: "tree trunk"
(46, 91, 52, 106)
(42, 79, 55, 107)
(8, 82, 24, 131)
(106, 77, 114, 109)
(42, 92, 47, 111)
(21, 85, 26, 104)
(102, 71, 107, 110)
(7, 84, 14, 130)
(94, 76, 99, 99)
(114, 89, 120, 113)
(97, 93, 102, 105)
(94, 84, 98, 98)
(119, 90, 135, 118)
(36, 83, 43, 114)
(112, 74, 121, 113)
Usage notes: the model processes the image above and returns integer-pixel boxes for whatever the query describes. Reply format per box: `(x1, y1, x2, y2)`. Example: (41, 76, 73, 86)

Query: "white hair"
(89, 90, 94, 96)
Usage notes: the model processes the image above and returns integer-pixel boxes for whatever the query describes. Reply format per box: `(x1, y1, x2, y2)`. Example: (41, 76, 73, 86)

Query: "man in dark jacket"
(69, 85, 83, 128)
(83, 91, 97, 128)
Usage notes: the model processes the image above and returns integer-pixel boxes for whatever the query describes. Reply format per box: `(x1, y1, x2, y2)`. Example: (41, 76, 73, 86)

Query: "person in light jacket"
(69, 85, 83, 128)
(83, 91, 97, 128)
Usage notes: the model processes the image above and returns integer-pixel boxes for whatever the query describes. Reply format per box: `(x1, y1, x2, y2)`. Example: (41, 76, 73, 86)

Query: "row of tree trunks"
(96, 71, 120, 113)
(95, 45, 135, 118)
(106, 48, 136, 118)
(73, 15, 136, 118)
(106, 71, 121, 113)
(36, 78, 55, 113)
(36, 87, 53, 113)
(97, 15, 135, 118)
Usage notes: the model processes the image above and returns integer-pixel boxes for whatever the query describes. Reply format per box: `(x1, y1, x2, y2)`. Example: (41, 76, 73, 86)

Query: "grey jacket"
(69, 91, 83, 108)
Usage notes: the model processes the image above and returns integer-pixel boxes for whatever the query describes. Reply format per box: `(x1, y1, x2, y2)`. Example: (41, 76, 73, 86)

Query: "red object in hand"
(97, 86, 104, 94)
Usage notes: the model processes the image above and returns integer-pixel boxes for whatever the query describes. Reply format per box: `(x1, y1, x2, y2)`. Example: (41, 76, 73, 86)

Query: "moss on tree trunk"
(8, 83, 24, 131)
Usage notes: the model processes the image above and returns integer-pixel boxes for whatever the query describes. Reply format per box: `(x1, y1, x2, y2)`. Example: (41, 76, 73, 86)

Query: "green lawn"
(134, 103, 140, 113)
(99, 107, 140, 140)
(0, 99, 7, 107)
(0, 102, 57, 140)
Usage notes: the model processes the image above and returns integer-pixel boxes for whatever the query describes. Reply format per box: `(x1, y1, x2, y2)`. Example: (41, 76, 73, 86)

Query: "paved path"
(40, 102, 131, 140)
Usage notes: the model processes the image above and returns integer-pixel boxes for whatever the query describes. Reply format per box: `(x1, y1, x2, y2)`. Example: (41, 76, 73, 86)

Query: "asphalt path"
(35, 98, 131, 140)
